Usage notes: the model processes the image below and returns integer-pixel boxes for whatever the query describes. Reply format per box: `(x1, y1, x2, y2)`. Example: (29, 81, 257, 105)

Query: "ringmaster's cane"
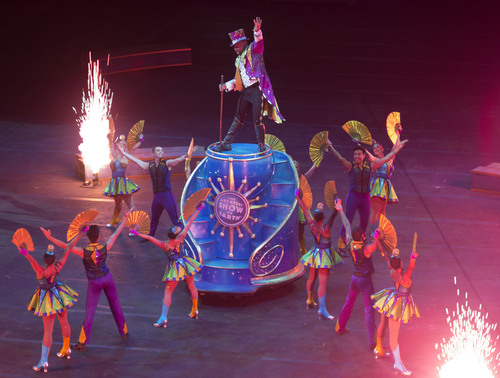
(219, 75, 224, 146)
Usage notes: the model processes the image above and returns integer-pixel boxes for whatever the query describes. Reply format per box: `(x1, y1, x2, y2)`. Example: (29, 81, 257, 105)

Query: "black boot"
(255, 122, 266, 152)
(214, 118, 243, 152)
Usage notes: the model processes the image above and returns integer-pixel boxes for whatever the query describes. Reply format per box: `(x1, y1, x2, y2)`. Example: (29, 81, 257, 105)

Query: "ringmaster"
(214, 17, 285, 153)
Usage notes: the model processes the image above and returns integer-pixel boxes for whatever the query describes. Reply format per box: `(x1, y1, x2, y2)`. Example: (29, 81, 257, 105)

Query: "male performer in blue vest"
(214, 17, 284, 153)
(328, 141, 403, 256)
(120, 146, 187, 236)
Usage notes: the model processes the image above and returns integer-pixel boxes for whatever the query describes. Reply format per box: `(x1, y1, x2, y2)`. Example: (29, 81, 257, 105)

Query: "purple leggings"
(337, 275, 375, 347)
(150, 190, 181, 236)
(79, 273, 126, 344)
(340, 191, 370, 242)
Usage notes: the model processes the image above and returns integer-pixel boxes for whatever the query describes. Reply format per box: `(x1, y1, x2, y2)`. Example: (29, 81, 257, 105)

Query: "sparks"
(436, 276, 499, 377)
(76, 52, 113, 175)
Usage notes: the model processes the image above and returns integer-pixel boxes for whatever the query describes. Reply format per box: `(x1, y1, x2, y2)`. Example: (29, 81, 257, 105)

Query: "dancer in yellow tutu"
(132, 201, 205, 327)
(103, 134, 142, 230)
(371, 247, 420, 375)
(17, 227, 86, 372)
(367, 124, 407, 231)
(295, 189, 344, 320)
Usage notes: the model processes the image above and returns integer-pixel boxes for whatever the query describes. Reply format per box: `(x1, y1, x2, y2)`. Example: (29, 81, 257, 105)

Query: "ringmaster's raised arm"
(214, 17, 285, 153)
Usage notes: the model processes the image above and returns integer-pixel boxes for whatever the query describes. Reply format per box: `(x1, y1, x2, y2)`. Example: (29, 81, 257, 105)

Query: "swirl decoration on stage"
(250, 245, 284, 276)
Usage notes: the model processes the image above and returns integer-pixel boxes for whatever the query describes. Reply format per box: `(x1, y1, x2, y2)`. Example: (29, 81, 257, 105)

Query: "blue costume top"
(149, 159, 171, 193)
(349, 161, 371, 193)
(350, 245, 374, 277)
(82, 243, 110, 280)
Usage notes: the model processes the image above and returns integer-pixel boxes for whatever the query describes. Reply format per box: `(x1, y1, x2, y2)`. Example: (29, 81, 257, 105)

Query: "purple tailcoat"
(233, 35, 285, 124)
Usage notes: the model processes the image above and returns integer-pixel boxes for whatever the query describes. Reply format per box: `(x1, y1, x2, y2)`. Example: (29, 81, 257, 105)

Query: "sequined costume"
(162, 244, 203, 282)
(300, 233, 343, 269)
(103, 159, 140, 197)
(27, 269, 78, 317)
(369, 161, 398, 203)
(218, 27, 284, 151)
(371, 282, 420, 324)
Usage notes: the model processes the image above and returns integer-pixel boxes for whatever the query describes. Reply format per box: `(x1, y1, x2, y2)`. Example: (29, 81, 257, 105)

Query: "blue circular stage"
(180, 143, 304, 294)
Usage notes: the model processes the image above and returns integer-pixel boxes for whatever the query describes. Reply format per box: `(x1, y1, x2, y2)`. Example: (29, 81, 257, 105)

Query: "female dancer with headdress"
(18, 227, 86, 372)
(295, 189, 344, 320)
(130, 202, 205, 327)
(103, 134, 142, 230)
(371, 247, 420, 375)
(367, 124, 407, 230)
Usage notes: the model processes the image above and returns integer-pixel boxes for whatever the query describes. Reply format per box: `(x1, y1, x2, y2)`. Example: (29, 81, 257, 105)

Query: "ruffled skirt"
(371, 287, 420, 324)
(103, 177, 140, 197)
(300, 247, 343, 269)
(27, 282, 78, 317)
(163, 256, 203, 282)
(370, 178, 398, 203)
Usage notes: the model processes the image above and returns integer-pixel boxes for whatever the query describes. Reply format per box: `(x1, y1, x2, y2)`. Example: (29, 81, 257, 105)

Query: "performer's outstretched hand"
(40, 227, 51, 238)
(18, 247, 28, 256)
(253, 17, 262, 32)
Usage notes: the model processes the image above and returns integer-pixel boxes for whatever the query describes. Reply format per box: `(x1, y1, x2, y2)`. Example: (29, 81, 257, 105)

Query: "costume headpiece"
(228, 28, 249, 46)
(46, 244, 55, 255)
(314, 203, 324, 215)
(391, 248, 400, 259)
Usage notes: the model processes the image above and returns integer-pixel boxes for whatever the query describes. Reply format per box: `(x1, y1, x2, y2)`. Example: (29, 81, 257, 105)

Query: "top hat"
(228, 28, 249, 46)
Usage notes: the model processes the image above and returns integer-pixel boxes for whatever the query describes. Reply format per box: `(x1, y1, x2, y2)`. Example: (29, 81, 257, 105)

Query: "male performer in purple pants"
(335, 226, 380, 351)
(41, 210, 132, 351)
(328, 143, 371, 256)
(121, 146, 187, 237)
(327, 142, 404, 256)
(214, 17, 284, 153)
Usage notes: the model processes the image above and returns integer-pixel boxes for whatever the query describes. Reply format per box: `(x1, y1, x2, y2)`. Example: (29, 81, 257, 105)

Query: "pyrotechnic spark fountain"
(75, 52, 113, 181)
(436, 276, 499, 377)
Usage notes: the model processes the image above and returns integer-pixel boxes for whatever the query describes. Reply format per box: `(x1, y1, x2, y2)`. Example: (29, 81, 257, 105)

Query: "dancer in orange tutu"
(18, 227, 86, 372)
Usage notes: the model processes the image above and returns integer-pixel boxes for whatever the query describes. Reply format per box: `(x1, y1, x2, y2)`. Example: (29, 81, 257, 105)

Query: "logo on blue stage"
(214, 190, 250, 228)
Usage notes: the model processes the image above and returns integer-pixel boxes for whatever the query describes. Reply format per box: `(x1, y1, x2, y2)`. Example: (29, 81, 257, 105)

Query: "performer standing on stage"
(295, 190, 344, 320)
(18, 228, 86, 372)
(103, 134, 142, 230)
(366, 126, 407, 231)
(371, 247, 420, 375)
(41, 210, 133, 351)
(335, 223, 380, 352)
(131, 202, 205, 327)
(120, 146, 188, 237)
(214, 17, 285, 153)
(328, 141, 404, 256)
